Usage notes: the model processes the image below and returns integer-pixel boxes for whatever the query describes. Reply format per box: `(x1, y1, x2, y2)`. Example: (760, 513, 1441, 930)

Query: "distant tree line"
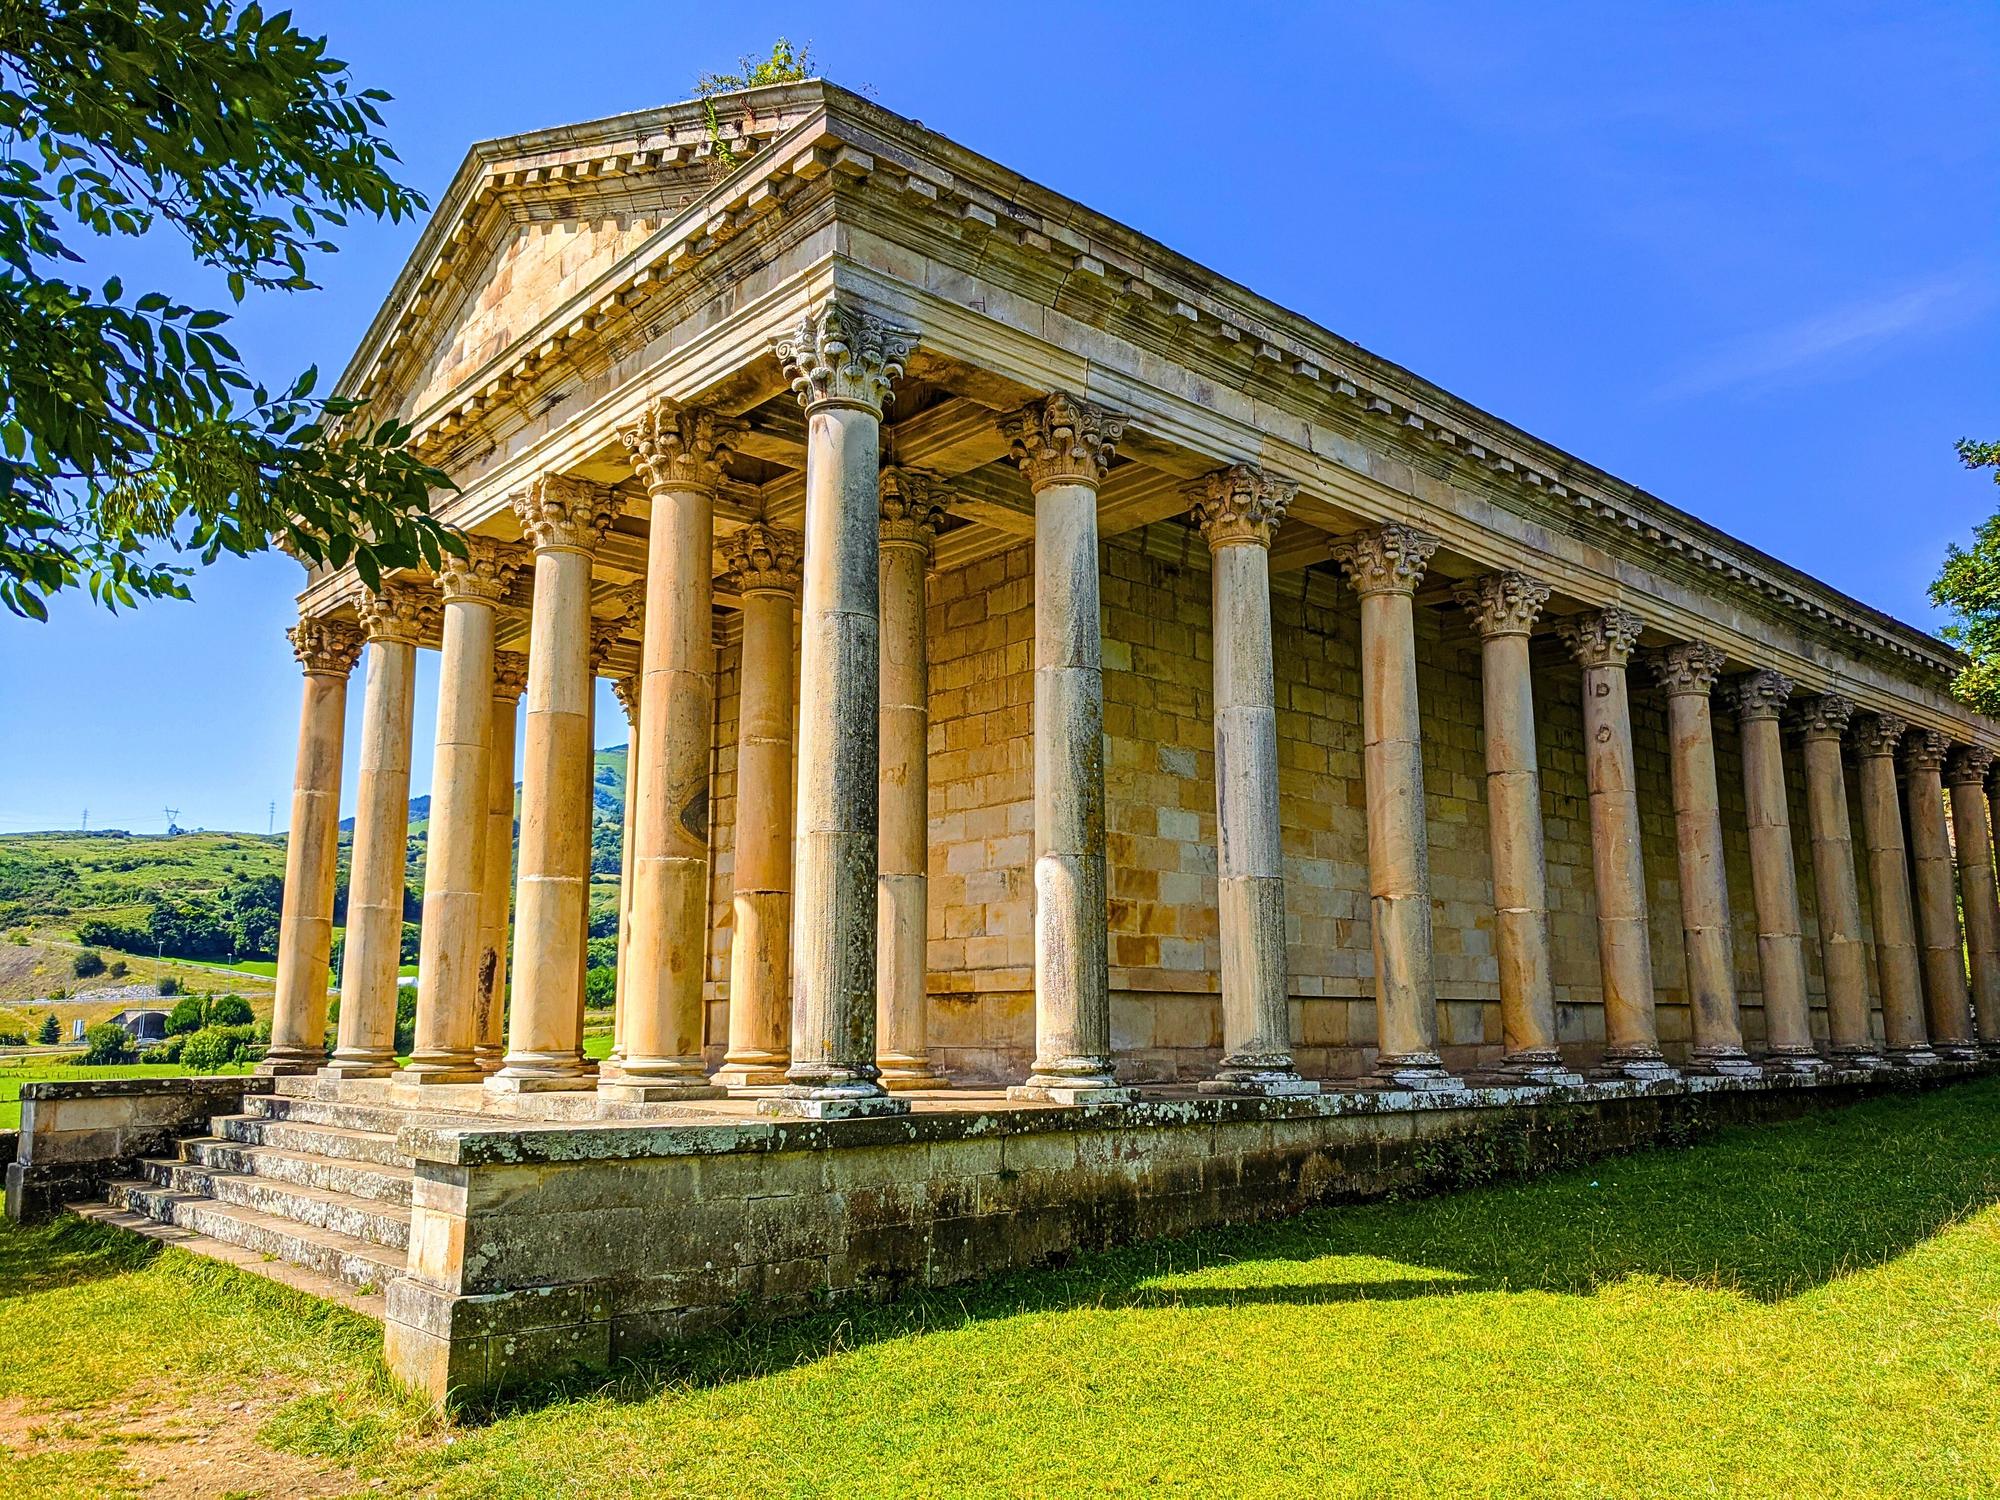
(74, 874, 286, 960)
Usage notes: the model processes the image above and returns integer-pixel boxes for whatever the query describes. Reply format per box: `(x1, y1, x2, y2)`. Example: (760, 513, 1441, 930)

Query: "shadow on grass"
(0, 1213, 162, 1305)
(470, 1075, 2000, 1419)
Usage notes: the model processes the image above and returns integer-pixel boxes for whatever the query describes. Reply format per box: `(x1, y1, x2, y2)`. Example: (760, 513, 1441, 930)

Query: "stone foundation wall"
(383, 1066, 1976, 1401)
(692, 531, 1897, 1084)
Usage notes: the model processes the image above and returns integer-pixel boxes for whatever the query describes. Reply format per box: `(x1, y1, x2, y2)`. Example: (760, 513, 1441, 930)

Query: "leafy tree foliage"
(71, 947, 105, 977)
(0, 0, 456, 618)
(1931, 439, 2000, 713)
(165, 992, 204, 1034)
(36, 1010, 58, 1043)
(81, 1018, 133, 1063)
(208, 992, 251, 1025)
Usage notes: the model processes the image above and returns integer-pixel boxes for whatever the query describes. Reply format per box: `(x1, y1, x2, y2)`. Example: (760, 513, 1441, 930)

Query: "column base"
(1198, 1058, 1320, 1096)
(256, 1049, 326, 1077)
(1830, 1048, 1889, 1071)
(1593, 1049, 1679, 1083)
(714, 1066, 791, 1092)
(1933, 1043, 1982, 1062)
(474, 1046, 504, 1075)
(1761, 1050, 1830, 1076)
(881, 1070, 954, 1093)
(596, 1079, 727, 1104)
(1981, 1040, 2000, 1060)
(1687, 1047, 1763, 1079)
(758, 1088, 911, 1120)
(1007, 1082, 1136, 1105)
(485, 1053, 596, 1094)
(318, 1056, 396, 1081)
(396, 1064, 486, 1086)
(1494, 1057, 1586, 1088)
(1371, 1052, 1461, 1093)
(1887, 1046, 1941, 1068)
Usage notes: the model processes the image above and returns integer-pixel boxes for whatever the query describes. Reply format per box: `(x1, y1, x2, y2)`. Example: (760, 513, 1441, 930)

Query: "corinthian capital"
(491, 650, 530, 702)
(587, 615, 628, 675)
(774, 297, 917, 416)
(1792, 692, 1853, 740)
(1946, 743, 1995, 788)
(355, 580, 437, 645)
(512, 474, 621, 555)
(1730, 669, 1795, 722)
(619, 397, 741, 495)
(1852, 711, 1910, 759)
(879, 468, 950, 552)
(1560, 607, 1645, 669)
(722, 522, 803, 596)
(613, 675, 640, 726)
(999, 392, 1127, 492)
(1652, 642, 1728, 697)
(1454, 571, 1550, 639)
(288, 615, 364, 678)
(436, 535, 524, 604)
(1187, 463, 1295, 550)
(1902, 728, 1949, 774)
(1329, 523, 1438, 598)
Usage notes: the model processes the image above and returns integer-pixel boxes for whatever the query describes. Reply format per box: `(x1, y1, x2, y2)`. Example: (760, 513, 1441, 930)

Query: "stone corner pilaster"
(511, 474, 621, 555)
(998, 391, 1127, 492)
(1328, 522, 1439, 598)
(1560, 606, 1645, 669)
(288, 615, 365, 678)
(773, 297, 918, 416)
(1187, 463, 1295, 550)
(1453, 570, 1550, 639)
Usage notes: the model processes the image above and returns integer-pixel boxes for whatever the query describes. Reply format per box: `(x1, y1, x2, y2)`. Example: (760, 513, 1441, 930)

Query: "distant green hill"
(0, 830, 291, 931)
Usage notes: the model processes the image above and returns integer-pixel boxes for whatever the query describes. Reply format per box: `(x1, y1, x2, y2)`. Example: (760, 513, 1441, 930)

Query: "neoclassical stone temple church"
(13, 82, 2000, 1398)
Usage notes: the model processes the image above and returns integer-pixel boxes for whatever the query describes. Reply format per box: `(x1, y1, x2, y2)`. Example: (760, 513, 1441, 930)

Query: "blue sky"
(0, 0, 1994, 834)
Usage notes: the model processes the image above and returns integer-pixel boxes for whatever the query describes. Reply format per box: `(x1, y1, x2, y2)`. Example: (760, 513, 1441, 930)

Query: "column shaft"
(1854, 715, 1933, 1061)
(1334, 525, 1452, 1090)
(262, 618, 362, 1074)
(1905, 732, 1976, 1057)
(490, 476, 616, 1091)
(1562, 609, 1671, 1079)
(1657, 645, 1750, 1073)
(1455, 573, 1574, 1084)
(877, 474, 948, 1089)
(1732, 673, 1820, 1069)
(718, 537, 800, 1088)
(609, 676, 639, 1064)
(1947, 749, 2000, 1052)
(1196, 467, 1310, 1094)
(325, 584, 430, 1078)
(1798, 699, 1877, 1063)
(474, 656, 526, 1072)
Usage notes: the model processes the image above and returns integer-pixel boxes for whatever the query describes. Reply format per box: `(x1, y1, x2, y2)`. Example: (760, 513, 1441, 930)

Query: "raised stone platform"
(11, 1063, 1991, 1402)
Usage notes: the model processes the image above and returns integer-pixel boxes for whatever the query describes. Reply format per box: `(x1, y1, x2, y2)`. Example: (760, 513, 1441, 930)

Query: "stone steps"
(241, 1092, 480, 1138)
(214, 1112, 411, 1168)
(100, 1178, 406, 1300)
(178, 1135, 415, 1207)
(135, 1155, 410, 1248)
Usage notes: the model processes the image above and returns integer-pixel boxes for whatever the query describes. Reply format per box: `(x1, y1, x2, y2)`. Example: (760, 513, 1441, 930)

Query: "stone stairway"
(67, 1093, 453, 1320)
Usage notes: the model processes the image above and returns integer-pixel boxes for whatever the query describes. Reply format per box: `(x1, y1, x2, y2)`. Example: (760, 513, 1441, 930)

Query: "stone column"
(1905, 730, 1977, 1059)
(769, 298, 917, 1118)
(1731, 671, 1822, 1072)
(575, 612, 629, 1073)
(488, 475, 620, 1092)
(602, 400, 732, 1101)
(716, 524, 803, 1089)
(1559, 608, 1673, 1080)
(1946, 745, 2000, 1053)
(876, 470, 950, 1090)
(1184, 465, 1314, 1095)
(1853, 713, 1934, 1063)
(1795, 695, 1879, 1066)
(474, 651, 527, 1073)
(1331, 523, 1455, 1091)
(324, 581, 434, 1078)
(607, 674, 639, 1065)
(405, 541, 519, 1084)
(261, 615, 364, 1074)
(1001, 392, 1130, 1105)
(1453, 572, 1577, 1086)
(1653, 643, 1753, 1075)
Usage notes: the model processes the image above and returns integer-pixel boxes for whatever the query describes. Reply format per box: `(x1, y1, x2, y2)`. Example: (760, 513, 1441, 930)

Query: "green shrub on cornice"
(694, 39, 814, 166)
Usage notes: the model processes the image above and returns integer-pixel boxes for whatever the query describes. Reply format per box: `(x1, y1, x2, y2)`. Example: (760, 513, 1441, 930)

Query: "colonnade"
(263, 298, 2000, 1104)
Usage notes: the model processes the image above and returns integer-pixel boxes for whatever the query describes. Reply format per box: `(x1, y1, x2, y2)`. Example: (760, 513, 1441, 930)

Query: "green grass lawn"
(0, 1058, 256, 1130)
(4, 1080, 1999, 1498)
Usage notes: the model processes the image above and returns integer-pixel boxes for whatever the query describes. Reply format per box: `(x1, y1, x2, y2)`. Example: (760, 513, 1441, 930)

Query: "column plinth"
(1001, 392, 1132, 1106)
(405, 541, 521, 1085)
(262, 616, 363, 1074)
(1731, 672, 1824, 1073)
(1654, 643, 1755, 1076)
(875, 472, 951, 1091)
(1946, 746, 2000, 1054)
(1332, 524, 1457, 1092)
(760, 299, 917, 1120)
(1794, 696, 1881, 1067)
(1853, 713, 1935, 1065)
(1454, 573, 1579, 1087)
(324, 582, 435, 1079)
(599, 400, 732, 1102)
(716, 524, 803, 1090)
(1193, 466, 1315, 1096)
(1560, 608, 1675, 1081)
(488, 475, 622, 1093)
(1905, 731, 1978, 1060)
(474, 653, 527, 1073)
